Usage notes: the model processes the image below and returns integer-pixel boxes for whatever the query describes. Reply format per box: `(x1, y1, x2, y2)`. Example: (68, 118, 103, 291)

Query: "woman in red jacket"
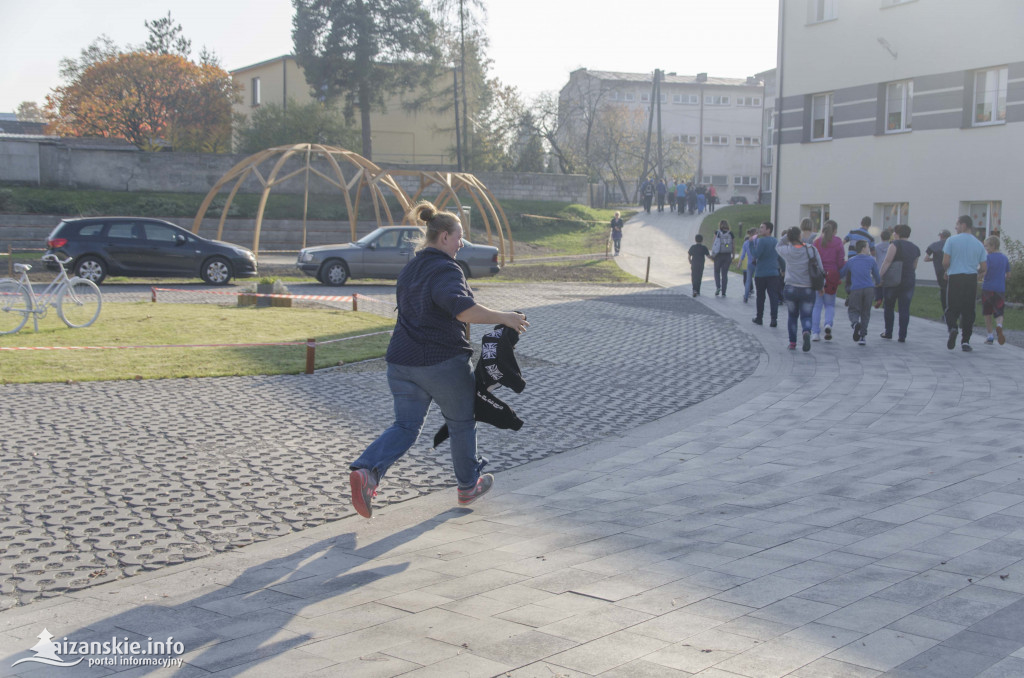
(811, 220, 846, 341)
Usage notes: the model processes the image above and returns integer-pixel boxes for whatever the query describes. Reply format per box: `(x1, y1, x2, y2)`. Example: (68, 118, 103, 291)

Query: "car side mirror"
(367, 242, 377, 250)
(174, 234, 187, 246)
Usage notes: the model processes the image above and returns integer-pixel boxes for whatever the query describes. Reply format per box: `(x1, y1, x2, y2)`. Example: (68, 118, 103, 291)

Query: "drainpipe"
(773, 0, 786, 227)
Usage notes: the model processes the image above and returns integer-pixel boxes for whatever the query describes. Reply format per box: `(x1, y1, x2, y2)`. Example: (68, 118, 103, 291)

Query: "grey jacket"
(776, 241, 822, 288)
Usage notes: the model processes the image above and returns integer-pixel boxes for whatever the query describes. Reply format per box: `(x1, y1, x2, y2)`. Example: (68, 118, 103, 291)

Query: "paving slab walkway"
(2, 209, 1024, 677)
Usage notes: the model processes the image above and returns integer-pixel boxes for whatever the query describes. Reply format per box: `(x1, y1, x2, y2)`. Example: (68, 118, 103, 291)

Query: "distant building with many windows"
(559, 69, 767, 204)
(770, 0, 1023, 240)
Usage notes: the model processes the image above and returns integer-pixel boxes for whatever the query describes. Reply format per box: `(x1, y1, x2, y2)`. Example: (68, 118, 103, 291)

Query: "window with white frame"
(701, 175, 728, 185)
(801, 204, 831, 232)
(624, 92, 635, 102)
(251, 77, 261, 106)
(673, 134, 698, 144)
(878, 202, 910, 230)
(764, 146, 774, 166)
(659, 94, 667, 103)
(811, 93, 833, 140)
(762, 171, 772, 192)
(737, 96, 762, 107)
(673, 93, 699, 104)
(704, 95, 731, 106)
(735, 136, 761, 147)
(808, 0, 838, 23)
(973, 67, 1008, 126)
(703, 135, 729, 145)
(962, 201, 1003, 238)
(608, 90, 619, 101)
(734, 176, 759, 186)
(885, 80, 913, 132)
(641, 92, 650, 103)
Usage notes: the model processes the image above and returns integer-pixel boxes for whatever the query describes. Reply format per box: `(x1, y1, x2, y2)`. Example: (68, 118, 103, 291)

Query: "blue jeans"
(883, 284, 915, 339)
(812, 291, 836, 334)
(350, 355, 485, 490)
(743, 267, 754, 300)
(783, 285, 816, 343)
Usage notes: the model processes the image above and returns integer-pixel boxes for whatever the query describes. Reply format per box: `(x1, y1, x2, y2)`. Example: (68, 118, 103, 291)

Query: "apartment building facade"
(560, 69, 767, 204)
(231, 55, 456, 165)
(772, 0, 1024, 240)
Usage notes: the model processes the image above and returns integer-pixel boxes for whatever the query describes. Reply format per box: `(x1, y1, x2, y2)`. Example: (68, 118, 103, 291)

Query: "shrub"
(1004, 235, 1024, 303)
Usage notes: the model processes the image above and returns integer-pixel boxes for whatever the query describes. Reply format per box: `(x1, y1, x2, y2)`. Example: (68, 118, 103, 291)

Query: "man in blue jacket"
(751, 221, 782, 327)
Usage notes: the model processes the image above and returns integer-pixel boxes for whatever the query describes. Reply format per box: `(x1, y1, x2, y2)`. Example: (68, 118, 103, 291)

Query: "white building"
(771, 0, 1024, 240)
(560, 69, 767, 204)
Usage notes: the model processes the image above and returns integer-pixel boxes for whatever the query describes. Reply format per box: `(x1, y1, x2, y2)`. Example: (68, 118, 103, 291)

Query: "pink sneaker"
(457, 474, 494, 506)
(350, 469, 377, 518)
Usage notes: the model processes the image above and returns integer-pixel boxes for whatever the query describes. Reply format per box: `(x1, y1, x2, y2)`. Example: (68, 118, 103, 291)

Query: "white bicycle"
(0, 254, 103, 334)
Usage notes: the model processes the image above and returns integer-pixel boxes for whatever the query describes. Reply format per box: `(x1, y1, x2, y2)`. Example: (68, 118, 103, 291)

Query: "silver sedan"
(297, 226, 501, 286)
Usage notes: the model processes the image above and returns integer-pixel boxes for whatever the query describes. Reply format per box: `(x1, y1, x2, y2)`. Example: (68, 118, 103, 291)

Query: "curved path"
(2, 216, 1024, 677)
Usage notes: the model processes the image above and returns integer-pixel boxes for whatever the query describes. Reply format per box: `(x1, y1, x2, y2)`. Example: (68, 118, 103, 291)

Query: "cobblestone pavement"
(0, 282, 761, 608)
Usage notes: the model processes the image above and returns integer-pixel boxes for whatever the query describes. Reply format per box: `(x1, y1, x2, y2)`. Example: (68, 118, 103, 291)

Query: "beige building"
(771, 0, 1023, 240)
(231, 55, 457, 165)
(560, 69, 767, 203)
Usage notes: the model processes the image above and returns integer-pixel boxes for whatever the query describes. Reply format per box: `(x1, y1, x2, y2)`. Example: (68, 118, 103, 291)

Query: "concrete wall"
(0, 140, 587, 204)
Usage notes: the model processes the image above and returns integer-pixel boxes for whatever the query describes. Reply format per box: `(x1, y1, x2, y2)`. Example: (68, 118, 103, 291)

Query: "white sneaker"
(811, 333, 821, 342)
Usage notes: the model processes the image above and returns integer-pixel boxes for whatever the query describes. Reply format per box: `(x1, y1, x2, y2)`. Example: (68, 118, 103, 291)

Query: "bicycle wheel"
(57, 278, 102, 328)
(0, 279, 31, 335)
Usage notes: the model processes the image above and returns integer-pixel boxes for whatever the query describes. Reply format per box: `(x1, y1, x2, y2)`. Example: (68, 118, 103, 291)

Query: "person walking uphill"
(943, 215, 988, 352)
(878, 224, 920, 342)
(711, 220, 735, 297)
(811, 220, 845, 341)
(609, 211, 624, 255)
(777, 226, 824, 352)
(348, 201, 529, 518)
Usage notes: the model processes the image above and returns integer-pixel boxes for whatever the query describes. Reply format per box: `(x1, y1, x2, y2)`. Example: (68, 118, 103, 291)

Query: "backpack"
(806, 246, 825, 291)
(716, 231, 734, 255)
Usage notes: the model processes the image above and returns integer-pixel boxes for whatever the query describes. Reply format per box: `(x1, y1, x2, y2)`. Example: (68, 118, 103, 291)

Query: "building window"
(962, 201, 1003, 238)
(701, 175, 728, 185)
(801, 204, 831, 231)
(624, 92, 635, 102)
(608, 90, 619, 101)
(673, 94, 699, 105)
(703, 135, 729, 145)
(673, 134, 699, 144)
(735, 136, 761, 147)
(973, 67, 1007, 126)
(659, 94, 667, 104)
(811, 93, 833, 140)
(885, 80, 913, 133)
(734, 176, 759, 186)
(764, 146, 774, 166)
(641, 92, 650, 103)
(737, 96, 762, 107)
(762, 171, 772, 192)
(704, 95, 731, 106)
(878, 203, 910, 230)
(808, 0, 838, 23)
(251, 77, 261, 106)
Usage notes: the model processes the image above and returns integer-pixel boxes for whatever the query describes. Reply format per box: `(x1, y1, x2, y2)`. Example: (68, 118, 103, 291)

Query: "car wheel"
(201, 256, 232, 285)
(458, 262, 471, 279)
(320, 259, 349, 286)
(74, 256, 107, 284)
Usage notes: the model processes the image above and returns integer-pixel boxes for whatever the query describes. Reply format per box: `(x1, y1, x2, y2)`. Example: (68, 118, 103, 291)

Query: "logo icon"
(12, 629, 83, 668)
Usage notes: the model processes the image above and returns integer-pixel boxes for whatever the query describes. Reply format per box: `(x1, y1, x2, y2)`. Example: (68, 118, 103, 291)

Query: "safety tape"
(0, 330, 392, 352)
(151, 287, 354, 303)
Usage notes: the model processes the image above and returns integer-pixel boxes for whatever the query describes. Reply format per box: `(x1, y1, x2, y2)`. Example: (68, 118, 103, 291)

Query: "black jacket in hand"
(433, 323, 526, 448)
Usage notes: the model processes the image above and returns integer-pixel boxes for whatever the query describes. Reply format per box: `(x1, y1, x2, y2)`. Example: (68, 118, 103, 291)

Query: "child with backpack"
(711, 220, 735, 297)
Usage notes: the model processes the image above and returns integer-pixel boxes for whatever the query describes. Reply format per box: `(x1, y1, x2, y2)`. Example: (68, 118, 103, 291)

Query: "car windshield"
(355, 228, 386, 246)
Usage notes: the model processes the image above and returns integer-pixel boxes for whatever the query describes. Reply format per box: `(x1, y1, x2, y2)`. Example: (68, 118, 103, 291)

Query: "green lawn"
(700, 204, 771, 243)
(0, 303, 393, 383)
(836, 284, 1024, 332)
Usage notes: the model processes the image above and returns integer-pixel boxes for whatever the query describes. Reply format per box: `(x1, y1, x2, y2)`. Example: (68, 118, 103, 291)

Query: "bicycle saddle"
(14, 263, 31, 273)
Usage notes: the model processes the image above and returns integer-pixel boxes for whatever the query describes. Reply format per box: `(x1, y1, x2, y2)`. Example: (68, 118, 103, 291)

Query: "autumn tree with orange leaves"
(46, 51, 239, 152)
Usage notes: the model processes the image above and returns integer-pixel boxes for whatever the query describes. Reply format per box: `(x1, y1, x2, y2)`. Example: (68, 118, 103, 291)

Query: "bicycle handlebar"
(41, 253, 73, 266)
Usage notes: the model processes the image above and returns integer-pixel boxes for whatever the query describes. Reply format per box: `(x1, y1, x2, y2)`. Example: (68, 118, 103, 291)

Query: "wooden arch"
(385, 169, 515, 265)
(191, 143, 412, 252)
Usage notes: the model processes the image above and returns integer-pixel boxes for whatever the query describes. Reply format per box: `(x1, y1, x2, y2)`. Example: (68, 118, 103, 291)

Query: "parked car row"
(42, 219, 502, 287)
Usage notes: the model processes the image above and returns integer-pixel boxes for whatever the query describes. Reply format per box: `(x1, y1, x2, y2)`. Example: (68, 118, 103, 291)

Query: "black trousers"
(755, 275, 782, 322)
(714, 254, 732, 293)
(946, 273, 978, 343)
(936, 275, 948, 318)
(692, 264, 705, 293)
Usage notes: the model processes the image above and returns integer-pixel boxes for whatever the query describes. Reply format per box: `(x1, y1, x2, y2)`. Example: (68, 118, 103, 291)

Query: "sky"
(0, 0, 779, 114)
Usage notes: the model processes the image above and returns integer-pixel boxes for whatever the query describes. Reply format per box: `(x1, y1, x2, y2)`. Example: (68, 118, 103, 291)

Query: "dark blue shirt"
(386, 248, 477, 366)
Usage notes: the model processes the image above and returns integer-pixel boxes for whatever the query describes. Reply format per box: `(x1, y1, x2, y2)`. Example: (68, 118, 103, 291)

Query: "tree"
(292, 0, 443, 161)
(58, 35, 119, 84)
(234, 100, 361, 154)
(16, 102, 46, 122)
(46, 52, 239, 152)
(144, 11, 192, 58)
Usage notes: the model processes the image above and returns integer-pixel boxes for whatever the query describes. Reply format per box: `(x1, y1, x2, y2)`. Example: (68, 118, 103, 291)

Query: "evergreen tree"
(292, 0, 442, 161)
(144, 11, 192, 58)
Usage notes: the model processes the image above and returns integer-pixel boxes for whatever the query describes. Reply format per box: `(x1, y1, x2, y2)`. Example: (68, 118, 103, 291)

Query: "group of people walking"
(698, 215, 1010, 353)
(639, 178, 717, 215)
